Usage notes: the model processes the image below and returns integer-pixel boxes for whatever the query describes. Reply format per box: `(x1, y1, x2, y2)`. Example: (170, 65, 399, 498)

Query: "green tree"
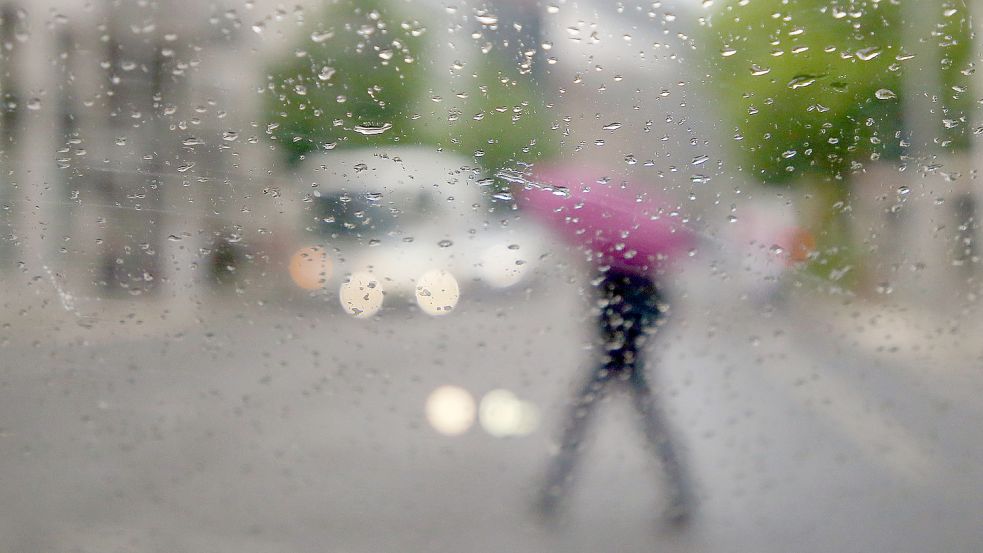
(420, 53, 558, 177)
(937, 1, 975, 152)
(264, 0, 429, 164)
(264, 0, 557, 177)
(703, 0, 973, 285)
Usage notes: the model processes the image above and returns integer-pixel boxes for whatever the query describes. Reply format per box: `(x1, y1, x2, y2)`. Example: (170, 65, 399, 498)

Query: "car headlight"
(339, 271, 384, 318)
(415, 269, 460, 316)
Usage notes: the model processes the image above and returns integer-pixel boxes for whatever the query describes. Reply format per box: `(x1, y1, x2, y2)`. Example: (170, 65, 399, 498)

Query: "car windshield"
(313, 192, 400, 237)
(2, 1, 982, 552)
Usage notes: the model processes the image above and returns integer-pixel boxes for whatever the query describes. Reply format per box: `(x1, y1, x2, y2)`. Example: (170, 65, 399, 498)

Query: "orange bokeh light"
(289, 246, 332, 290)
(787, 228, 816, 265)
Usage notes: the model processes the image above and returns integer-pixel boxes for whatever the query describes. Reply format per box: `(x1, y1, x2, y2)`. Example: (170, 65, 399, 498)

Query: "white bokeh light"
(425, 385, 476, 436)
(479, 244, 529, 288)
(339, 271, 384, 318)
(478, 389, 540, 438)
(415, 269, 460, 316)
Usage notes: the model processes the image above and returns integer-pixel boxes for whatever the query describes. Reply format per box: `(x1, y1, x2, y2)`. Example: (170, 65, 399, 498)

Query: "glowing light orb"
(415, 269, 460, 316)
(289, 246, 332, 290)
(480, 244, 530, 288)
(339, 271, 384, 318)
(425, 385, 476, 436)
(478, 389, 540, 438)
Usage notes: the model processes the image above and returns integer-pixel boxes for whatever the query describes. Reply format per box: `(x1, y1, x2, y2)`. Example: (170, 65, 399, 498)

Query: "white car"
(287, 146, 546, 317)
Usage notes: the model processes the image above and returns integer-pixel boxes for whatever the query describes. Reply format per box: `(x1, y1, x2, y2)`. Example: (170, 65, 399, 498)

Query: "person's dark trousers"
(538, 268, 694, 523)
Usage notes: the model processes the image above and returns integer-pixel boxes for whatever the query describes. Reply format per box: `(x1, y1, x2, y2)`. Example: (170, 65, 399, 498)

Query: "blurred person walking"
(514, 166, 696, 525)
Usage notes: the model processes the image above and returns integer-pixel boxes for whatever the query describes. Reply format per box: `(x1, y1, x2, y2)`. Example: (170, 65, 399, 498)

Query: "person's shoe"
(660, 486, 695, 531)
(532, 487, 563, 527)
(662, 500, 692, 529)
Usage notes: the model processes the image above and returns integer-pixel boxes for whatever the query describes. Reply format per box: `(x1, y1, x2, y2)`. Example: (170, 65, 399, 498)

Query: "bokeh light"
(425, 385, 476, 436)
(415, 269, 460, 316)
(288, 246, 332, 290)
(339, 271, 384, 318)
(478, 389, 540, 438)
(480, 244, 529, 288)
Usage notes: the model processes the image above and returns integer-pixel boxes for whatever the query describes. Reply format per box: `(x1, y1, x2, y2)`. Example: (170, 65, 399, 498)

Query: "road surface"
(1, 261, 981, 553)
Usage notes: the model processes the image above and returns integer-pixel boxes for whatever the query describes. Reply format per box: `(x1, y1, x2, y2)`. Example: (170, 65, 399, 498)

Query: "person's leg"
(537, 271, 629, 516)
(623, 282, 695, 523)
(537, 363, 613, 515)
(628, 365, 695, 523)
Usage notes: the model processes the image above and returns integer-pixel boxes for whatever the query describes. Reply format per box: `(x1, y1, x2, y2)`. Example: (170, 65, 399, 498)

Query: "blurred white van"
(288, 146, 546, 317)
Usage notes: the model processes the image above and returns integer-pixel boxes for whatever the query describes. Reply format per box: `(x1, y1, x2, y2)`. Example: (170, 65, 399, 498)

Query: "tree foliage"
(265, 0, 429, 164)
(421, 54, 558, 176)
(264, 0, 557, 175)
(704, 0, 973, 186)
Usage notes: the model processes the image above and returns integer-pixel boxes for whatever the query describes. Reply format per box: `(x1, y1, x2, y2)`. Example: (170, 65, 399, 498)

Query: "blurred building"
(0, 0, 296, 307)
(0, 0, 979, 310)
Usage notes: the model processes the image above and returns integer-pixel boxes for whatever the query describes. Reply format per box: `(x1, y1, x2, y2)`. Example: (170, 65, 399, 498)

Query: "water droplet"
(692, 154, 709, 165)
(720, 47, 737, 57)
(353, 123, 392, 136)
(787, 74, 822, 89)
(855, 46, 882, 61)
(177, 162, 195, 173)
(474, 11, 498, 26)
(222, 131, 240, 141)
(602, 122, 623, 131)
(875, 88, 897, 100)
(438, 239, 454, 248)
(318, 66, 336, 81)
(310, 30, 333, 43)
(26, 98, 41, 110)
(750, 64, 771, 76)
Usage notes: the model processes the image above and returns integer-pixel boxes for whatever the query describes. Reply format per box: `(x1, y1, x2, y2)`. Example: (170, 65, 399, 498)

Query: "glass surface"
(1, 1, 982, 551)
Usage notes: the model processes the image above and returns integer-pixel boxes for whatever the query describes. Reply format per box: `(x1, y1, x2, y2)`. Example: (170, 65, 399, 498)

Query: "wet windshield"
(2, 1, 981, 552)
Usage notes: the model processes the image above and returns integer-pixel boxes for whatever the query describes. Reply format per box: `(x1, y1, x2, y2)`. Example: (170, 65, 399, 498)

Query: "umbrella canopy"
(513, 165, 693, 274)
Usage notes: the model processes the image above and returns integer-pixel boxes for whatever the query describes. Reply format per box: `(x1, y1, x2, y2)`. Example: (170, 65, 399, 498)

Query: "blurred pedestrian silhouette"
(514, 166, 695, 524)
(536, 268, 694, 524)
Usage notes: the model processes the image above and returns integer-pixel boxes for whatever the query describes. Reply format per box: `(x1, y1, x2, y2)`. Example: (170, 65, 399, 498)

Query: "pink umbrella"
(513, 165, 693, 274)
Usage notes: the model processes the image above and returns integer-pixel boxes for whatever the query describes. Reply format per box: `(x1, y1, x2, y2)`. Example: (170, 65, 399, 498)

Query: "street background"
(1, 0, 983, 551)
